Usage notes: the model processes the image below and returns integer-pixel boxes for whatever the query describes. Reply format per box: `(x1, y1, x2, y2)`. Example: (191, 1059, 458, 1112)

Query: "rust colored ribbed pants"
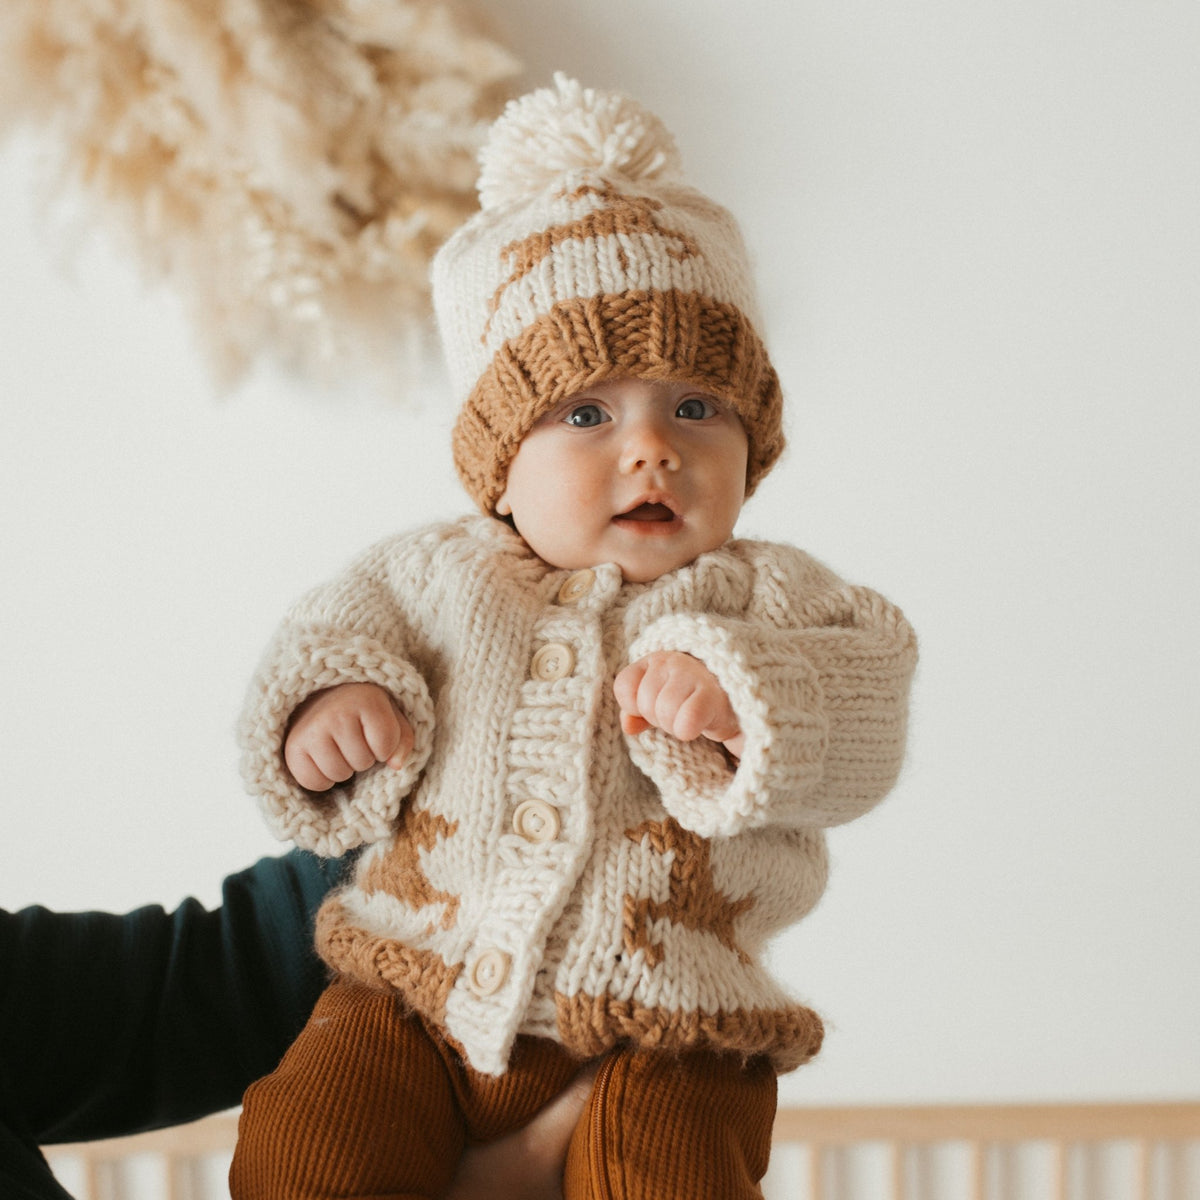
(230, 978, 776, 1200)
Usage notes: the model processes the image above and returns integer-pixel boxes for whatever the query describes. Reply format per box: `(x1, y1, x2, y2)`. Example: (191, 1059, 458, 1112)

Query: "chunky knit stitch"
(239, 515, 917, 1077)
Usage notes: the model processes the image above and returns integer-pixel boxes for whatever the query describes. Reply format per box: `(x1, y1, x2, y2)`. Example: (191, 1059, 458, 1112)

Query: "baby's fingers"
(621, 712, 652, 736)
(667, 687, 726, 743)
(361, 698, 414, 770)
(287, 738, 355, 792)
(633, 659, 704, 738)
(613, 661, 648, 719)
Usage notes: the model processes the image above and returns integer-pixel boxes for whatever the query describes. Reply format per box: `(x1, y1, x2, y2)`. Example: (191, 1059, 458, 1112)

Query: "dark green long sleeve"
(0, 849, 347, 1197)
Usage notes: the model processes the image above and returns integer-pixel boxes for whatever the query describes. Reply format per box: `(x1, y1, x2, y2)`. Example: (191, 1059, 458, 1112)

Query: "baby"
(231, 75, 917, 1200)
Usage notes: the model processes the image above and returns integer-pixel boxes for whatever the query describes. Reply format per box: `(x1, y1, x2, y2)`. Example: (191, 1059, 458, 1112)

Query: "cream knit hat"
(433, 74, 784, 514)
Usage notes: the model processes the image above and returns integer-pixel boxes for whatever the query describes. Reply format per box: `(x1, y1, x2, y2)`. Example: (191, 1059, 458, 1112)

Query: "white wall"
(3, 0, 1197, 1112)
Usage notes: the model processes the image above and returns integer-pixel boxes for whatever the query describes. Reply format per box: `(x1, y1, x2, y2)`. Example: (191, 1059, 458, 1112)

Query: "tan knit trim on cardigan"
(316, 900, 462, 1026)
(316, 896, 823, 1073)
(553, 992, 825, 1074)
(452, 290, 784, 513)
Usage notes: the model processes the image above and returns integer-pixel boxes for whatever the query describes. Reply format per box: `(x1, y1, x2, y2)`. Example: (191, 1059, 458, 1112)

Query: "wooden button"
(530, 642, 575, 682)
(512, 799, 562, 844)
(467, 949, 510, 997)
(557, 569, 595, 604)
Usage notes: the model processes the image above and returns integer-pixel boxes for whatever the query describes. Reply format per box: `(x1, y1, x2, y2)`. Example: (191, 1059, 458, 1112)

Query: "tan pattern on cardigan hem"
(553, 992, 825, 1074)
(316, 901, 462, 1027)
(315, 900, 823, 1074)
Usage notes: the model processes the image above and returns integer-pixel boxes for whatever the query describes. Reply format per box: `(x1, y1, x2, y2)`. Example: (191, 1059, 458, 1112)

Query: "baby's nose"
(620, 424, 681, 473)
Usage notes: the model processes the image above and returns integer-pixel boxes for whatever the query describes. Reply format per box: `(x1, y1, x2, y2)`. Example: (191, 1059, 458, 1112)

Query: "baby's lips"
(615, 498, 680, 522)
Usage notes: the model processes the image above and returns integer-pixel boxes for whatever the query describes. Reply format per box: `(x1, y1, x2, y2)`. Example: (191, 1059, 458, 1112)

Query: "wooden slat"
(83, 1159, 103, 1200)
(1136, 1139, 1152, 1200)
(1052, 1140, 1068, 1200)
(969, 1141, 986, 1200)
(165, 1153, 183, 1200)
(889, 1141, 906, 1200)
(808, 1144, 824, 1200)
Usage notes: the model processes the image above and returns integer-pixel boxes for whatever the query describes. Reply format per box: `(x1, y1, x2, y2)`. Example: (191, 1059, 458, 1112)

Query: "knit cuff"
(238, 627, 434, 857)
(624, 614, 828, 838)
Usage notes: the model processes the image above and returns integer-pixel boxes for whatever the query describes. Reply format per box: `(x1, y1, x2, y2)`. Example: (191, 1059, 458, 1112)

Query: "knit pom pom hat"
(433, 74, 784, 514)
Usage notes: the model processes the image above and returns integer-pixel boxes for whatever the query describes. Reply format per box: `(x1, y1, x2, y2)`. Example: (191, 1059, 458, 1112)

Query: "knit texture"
(432, 75, 785, 513)
(239, 516, 917, 1077)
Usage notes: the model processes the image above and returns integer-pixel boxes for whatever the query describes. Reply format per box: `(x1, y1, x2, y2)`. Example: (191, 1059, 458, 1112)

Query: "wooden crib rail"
(45, 1101, 1200, 1200)
(773, 1101, 1200, 1200)
(46, 1113, 240, 1200)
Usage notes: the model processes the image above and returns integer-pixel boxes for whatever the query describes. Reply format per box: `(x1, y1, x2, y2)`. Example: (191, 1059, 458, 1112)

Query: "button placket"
(460, 563, 611, 1032)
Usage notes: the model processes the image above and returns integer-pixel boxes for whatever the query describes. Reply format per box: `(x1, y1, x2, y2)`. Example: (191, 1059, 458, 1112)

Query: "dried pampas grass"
(0, 0, 521, 394)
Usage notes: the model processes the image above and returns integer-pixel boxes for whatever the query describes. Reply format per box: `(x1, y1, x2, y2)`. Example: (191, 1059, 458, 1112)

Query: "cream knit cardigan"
(240, 515, 917, 1076)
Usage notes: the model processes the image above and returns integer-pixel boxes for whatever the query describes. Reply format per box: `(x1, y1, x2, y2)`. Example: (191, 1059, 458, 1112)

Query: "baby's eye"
(676, 396, 718, 420)
(562, 404, 610, 428)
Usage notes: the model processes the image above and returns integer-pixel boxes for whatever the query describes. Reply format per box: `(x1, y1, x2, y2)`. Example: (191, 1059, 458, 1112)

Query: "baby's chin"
(527, 547, 691, 585)
(610, 539, 729, 584)
(515, 521, 734, 584)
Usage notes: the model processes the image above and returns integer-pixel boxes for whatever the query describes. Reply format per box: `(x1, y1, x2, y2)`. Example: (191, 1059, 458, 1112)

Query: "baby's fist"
(614, 651, 743, 760)
(284, 682, 413, 791)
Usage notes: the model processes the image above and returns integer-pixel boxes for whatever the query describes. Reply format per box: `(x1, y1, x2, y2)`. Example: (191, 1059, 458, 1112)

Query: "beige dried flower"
(0, 0, 521, 395)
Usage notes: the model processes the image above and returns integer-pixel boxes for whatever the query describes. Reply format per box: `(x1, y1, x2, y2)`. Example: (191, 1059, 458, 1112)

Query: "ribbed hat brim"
(452, 289, 784, 513)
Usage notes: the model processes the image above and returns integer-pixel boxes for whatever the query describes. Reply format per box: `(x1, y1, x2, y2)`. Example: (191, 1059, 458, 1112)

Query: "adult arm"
(1, 847, 588, 1200)
(0, 849, 343, 1148)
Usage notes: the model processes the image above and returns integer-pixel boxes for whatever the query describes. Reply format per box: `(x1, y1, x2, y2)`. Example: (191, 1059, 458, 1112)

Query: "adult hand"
(445, 1066, 597, 1200)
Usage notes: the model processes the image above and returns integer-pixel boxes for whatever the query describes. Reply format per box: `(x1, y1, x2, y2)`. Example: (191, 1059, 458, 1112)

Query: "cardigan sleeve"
(624, 546, 917, 838)
(238, 531, 440, 858)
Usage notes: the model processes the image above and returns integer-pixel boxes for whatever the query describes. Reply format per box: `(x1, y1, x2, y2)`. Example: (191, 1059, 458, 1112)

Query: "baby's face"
(496, 377, 749, 583)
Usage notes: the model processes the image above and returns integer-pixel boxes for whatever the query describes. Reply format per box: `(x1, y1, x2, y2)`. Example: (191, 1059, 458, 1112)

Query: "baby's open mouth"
(618, 502, 677, 522)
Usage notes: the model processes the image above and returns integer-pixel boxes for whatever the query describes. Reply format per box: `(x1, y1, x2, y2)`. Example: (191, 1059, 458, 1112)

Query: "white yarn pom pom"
(477, 73, 681, 210)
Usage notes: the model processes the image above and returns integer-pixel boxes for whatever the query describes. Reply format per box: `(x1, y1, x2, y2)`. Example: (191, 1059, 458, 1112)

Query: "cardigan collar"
(466, 513, 755, 616)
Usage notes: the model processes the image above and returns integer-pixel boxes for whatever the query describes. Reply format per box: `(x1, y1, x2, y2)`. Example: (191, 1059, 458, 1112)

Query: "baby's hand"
(284, 682, 413, 792)
(614, 651, 744, 760)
